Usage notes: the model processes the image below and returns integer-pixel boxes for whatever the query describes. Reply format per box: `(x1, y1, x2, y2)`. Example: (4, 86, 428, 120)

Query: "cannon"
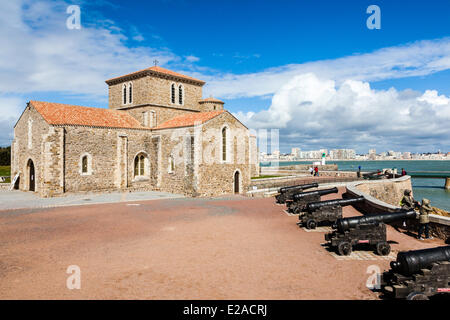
(287, 187, 338, 214)
(362, 170, 386, 180)
(275, 183, 318, 204)
(324, 210, 417, 256)
(297, 196, 365, 229)
(380, 246, 450, 300)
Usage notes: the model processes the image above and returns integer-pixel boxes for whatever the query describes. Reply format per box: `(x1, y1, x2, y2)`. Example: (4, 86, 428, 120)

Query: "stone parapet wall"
(261, 167, 358, 178)
(250, 175, 360, 191)
(0, 183, 9, 190)
(276, 164, 338, 171)
(346, 176, 450, 242)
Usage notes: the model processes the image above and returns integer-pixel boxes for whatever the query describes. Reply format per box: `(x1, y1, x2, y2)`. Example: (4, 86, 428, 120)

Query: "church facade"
(11, 66, 259, 197)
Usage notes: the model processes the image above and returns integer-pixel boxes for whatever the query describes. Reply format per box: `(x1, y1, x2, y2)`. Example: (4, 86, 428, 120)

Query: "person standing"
(418, 198, 434, 240)
(400, 189, 416, 228)
(400, 189, 416, 210)
(401, 168, 407, 176)
(308, 167, 314, 175)
(314, 166, 319, 177)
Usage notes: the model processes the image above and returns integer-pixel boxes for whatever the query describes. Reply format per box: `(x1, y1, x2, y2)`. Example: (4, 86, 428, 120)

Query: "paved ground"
(0, 189, 444, 300)
(0, 190, 184, 210)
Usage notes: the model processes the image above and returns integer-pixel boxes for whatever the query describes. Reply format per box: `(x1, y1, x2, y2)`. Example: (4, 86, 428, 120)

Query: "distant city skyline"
(260, 147, 449, 161)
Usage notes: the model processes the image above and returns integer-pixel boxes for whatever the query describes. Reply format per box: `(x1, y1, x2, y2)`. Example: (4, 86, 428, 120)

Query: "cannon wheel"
(337, 241, 352, 256)
(376, 242, 391, 256)
(293, 207, 301, 215)
(406, 292, 429, 300)
(306, 219, 317, 230)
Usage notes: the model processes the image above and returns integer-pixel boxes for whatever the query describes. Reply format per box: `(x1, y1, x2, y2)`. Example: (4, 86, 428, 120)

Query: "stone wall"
(196, 112, 251, 196)
(281, 164, 338, 171)
(11, 104, 60, 197)
(250, 175, 359, 191)
(353, 176, 412, 207)
(121, 105, 197, 128)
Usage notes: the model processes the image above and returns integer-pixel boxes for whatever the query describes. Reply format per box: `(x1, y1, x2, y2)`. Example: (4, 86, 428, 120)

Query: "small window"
(123, 84, 127, 105)
(171, 83, 176, 104)
(168, 155, 175, 173)
(222, 127, 227, 161)
(190, 136, 194, 163)
(178, 84, 183, 105)
(80, 153, 92, 175)
(82, 156, 88, 173)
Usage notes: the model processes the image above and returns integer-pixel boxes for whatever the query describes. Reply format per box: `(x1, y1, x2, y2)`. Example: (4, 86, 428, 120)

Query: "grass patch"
(0, 165, 11, 183)
(251, 175, 283, 179)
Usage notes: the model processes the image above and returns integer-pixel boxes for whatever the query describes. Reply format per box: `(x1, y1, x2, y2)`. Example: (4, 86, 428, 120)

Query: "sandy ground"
(0, 189, 444, 300)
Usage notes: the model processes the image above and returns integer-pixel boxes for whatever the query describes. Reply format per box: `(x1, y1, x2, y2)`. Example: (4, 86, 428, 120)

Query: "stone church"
(11, 66, 259, 197)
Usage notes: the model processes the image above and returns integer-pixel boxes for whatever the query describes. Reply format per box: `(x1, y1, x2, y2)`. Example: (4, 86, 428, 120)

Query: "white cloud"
(0, 0, 177, 97)
(237, 73, 450, 153)
(204, 38, 450, 99)
(184, 55, 200, 63)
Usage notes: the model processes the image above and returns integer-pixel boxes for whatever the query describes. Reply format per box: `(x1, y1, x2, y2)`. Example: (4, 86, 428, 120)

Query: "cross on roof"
(153, 59, 159, 66)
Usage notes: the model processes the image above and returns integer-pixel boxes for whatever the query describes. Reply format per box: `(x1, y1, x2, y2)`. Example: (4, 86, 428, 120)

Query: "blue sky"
(1, 0, 450, 153)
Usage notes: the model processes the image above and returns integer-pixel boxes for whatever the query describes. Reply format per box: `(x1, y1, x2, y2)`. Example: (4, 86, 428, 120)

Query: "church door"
(28, 159, 35, 192)
(234, 171, 240, 194)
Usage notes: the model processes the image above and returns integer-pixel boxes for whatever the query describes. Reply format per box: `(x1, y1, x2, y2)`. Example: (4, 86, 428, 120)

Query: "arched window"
(178, 84, 184, 105)
(128, 82, 133, 104)
(79, 153, 92, 175)
(134, 153, 148, 177)
(82, 156, 88, 173)
(171, 83, 176, 104)
(222, 127, 227, 161)
(123, 84, 127, 105)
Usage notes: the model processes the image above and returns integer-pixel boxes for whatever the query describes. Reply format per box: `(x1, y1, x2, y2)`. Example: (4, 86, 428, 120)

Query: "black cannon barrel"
(333, 210, 416, 233)
(279, 183, 318, 194)
(363, 171, 381, 177)
(306, 196, 365, 212)
(292, 187, 338, 200)
(390, 246, 450, 276)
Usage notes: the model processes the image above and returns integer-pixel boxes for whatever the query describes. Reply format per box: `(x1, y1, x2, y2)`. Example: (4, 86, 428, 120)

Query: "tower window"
(171, 83, 176, 104)
(128, 83, 133, 104)
(178, 84, 183, 105)
(123, 84, 127, 105)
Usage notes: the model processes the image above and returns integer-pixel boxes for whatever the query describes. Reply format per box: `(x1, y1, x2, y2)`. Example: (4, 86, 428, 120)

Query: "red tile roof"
(30, 101, 147, 130)
(105, 66, 205, 84)
(199, 97, 224, 104)
(154, 110, 225, 130)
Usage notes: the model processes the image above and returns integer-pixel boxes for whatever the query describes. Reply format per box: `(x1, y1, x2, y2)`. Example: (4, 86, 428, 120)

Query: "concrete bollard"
(445, 177, 450, 190)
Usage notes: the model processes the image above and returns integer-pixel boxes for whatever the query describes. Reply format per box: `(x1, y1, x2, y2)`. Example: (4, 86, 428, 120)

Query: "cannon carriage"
(380, 246, 450, 300)
(275, 183, 318, 204)
(324, 210, 417, 256)
(297, 196, 365, 229)
(287, 187, 339, 214)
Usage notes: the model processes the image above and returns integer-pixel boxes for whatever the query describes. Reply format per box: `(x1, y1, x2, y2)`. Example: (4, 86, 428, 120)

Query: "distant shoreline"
(261, 159, 450, 163)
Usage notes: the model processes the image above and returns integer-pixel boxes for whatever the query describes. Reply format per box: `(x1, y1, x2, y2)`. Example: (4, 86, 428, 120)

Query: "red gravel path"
(0, 188, 443, 299)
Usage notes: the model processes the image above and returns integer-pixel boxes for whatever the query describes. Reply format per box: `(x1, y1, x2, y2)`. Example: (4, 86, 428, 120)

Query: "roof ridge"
(105, 66, 205, 84)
